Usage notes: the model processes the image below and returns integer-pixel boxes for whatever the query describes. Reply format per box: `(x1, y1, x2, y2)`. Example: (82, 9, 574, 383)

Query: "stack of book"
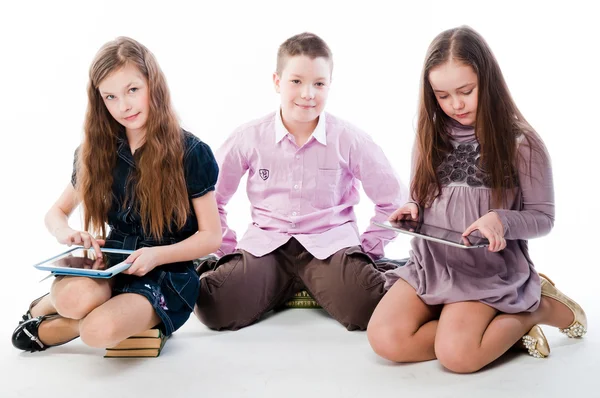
(284, 290, 321, 308)
(104, 329, 168, 358)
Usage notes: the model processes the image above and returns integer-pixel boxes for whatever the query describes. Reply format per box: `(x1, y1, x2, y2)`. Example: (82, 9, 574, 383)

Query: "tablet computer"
(373, 220, 489, 249)
(33, 247, 134, 278)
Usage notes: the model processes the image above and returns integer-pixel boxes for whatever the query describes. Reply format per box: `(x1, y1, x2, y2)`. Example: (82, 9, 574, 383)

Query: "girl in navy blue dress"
(12, 37, 221, 352)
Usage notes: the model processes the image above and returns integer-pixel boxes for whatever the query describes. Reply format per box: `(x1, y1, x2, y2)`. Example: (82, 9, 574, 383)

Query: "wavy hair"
(77, 37, 188, 239)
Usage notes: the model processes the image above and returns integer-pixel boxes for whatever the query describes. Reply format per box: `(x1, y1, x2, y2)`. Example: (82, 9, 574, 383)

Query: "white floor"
(2, 278, 598, 398)
(3, 2, 599, 396)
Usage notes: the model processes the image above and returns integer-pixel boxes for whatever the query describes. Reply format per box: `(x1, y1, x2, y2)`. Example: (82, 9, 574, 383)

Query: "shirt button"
(295, 155, 300, 160)
(292, 212, 297, 216)
(293, 184, 299, 190)
(291, 223, 296, 228)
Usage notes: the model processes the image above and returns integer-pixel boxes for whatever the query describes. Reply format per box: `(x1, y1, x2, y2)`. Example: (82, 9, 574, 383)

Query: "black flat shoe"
(12, 314, 76, 352)
(20, 293, 56, 324)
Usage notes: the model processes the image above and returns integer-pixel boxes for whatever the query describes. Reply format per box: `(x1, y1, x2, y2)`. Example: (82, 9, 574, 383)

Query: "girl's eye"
(291, 80, 300, 84)
(105, 95, 115, 100)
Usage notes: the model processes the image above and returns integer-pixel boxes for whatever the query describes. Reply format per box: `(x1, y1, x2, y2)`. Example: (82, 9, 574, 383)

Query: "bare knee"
(435, 342, 484, 374)
(52, 279, 111, 320)
(367, 322, 416, 362)
(79, 315, 121, 348)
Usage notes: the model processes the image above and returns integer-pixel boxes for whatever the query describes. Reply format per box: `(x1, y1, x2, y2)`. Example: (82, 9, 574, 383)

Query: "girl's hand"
(462, 212, 506, 252)
(389, 202, 419, 221)
(123, 247, 163, 277)
(55, 227, 105, 258)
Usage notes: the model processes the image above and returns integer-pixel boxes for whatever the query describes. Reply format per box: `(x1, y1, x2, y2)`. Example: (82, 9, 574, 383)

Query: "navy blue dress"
(71, 130, 218, 335)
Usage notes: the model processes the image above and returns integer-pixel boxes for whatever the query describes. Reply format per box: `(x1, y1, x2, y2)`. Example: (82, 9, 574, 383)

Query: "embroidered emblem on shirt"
(259, 169, 269, 180)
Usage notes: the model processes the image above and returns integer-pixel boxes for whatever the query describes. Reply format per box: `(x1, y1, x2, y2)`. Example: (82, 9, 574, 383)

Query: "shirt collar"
(116, 128, 136, 167)
(275, 109, 327, 145)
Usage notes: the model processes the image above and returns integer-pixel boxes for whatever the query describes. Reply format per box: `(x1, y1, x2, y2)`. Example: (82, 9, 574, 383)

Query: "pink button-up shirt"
(215, 111, 408, 260)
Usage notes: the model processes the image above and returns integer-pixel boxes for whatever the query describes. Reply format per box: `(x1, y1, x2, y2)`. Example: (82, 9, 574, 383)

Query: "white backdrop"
(1, 0, 598, 303)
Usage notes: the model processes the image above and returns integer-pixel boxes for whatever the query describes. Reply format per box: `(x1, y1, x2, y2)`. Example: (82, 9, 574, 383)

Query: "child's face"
(273, 55, 331, 128)
(428, 60, 478, 127)
(98, 63, 150, 135)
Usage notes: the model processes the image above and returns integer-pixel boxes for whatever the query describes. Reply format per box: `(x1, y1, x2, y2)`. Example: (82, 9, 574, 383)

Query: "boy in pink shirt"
(194, 32, 408, 331)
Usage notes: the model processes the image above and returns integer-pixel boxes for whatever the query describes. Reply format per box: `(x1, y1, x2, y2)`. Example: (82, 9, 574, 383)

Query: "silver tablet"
(374, 220, 489, 249)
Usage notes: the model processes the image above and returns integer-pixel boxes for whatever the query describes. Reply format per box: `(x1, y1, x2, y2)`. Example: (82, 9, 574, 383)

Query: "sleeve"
(350, 131, 409, 260)
(213, 130, 249, 257)
(491, 136, 555, 240)
(184, 140, 219, 199)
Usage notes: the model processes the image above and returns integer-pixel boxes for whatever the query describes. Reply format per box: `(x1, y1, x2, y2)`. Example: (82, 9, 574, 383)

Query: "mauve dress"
(384, 125, 554, 313)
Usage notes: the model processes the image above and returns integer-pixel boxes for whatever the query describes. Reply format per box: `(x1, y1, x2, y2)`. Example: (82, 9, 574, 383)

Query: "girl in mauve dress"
(367, 26, 587, 373)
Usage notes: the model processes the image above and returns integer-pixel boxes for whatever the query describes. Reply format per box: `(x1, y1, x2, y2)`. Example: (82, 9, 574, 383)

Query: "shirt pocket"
(312, 168, 344, 209)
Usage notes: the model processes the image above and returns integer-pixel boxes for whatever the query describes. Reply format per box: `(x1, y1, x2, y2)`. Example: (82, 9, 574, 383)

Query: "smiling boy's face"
(273, 55, 332, 132)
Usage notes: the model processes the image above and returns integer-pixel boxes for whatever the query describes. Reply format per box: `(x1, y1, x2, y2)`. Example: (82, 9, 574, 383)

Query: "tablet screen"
(34, 247, 132, 273)
(51, 250, 123, 270)
(375, 220, 489, 248)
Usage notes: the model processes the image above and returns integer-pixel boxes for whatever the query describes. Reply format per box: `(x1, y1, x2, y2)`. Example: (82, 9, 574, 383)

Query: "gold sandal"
(539, 273, 587, 338)
(518, 325, 550, 358)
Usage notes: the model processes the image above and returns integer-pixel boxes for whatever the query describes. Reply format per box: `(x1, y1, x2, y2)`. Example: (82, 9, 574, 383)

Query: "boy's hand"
(389, 203, 419, 221)
(462, 212, 506, 252)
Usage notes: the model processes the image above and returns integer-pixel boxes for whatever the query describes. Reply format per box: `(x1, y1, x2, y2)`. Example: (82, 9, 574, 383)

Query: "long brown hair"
(413, 26, 545, 207)
(77, 36, 189, 239)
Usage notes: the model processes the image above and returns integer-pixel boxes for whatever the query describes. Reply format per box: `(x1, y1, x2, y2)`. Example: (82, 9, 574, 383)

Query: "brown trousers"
(194, 238, 399, 331)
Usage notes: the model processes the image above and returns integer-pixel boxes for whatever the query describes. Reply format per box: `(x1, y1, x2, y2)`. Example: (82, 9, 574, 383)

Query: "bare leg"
(79, 293, 160, 348)
(434, 298, 572, 374)
(536, 295, 576, 329)
(435, 302, 511, 373)
(37, 317, 80, 346)
(368, 272, 579, 371)
(34, 276, 112, 346)
(50, 276, 113, 319)
(367, 279, 442, 362)
(28, 295, 56, 318)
